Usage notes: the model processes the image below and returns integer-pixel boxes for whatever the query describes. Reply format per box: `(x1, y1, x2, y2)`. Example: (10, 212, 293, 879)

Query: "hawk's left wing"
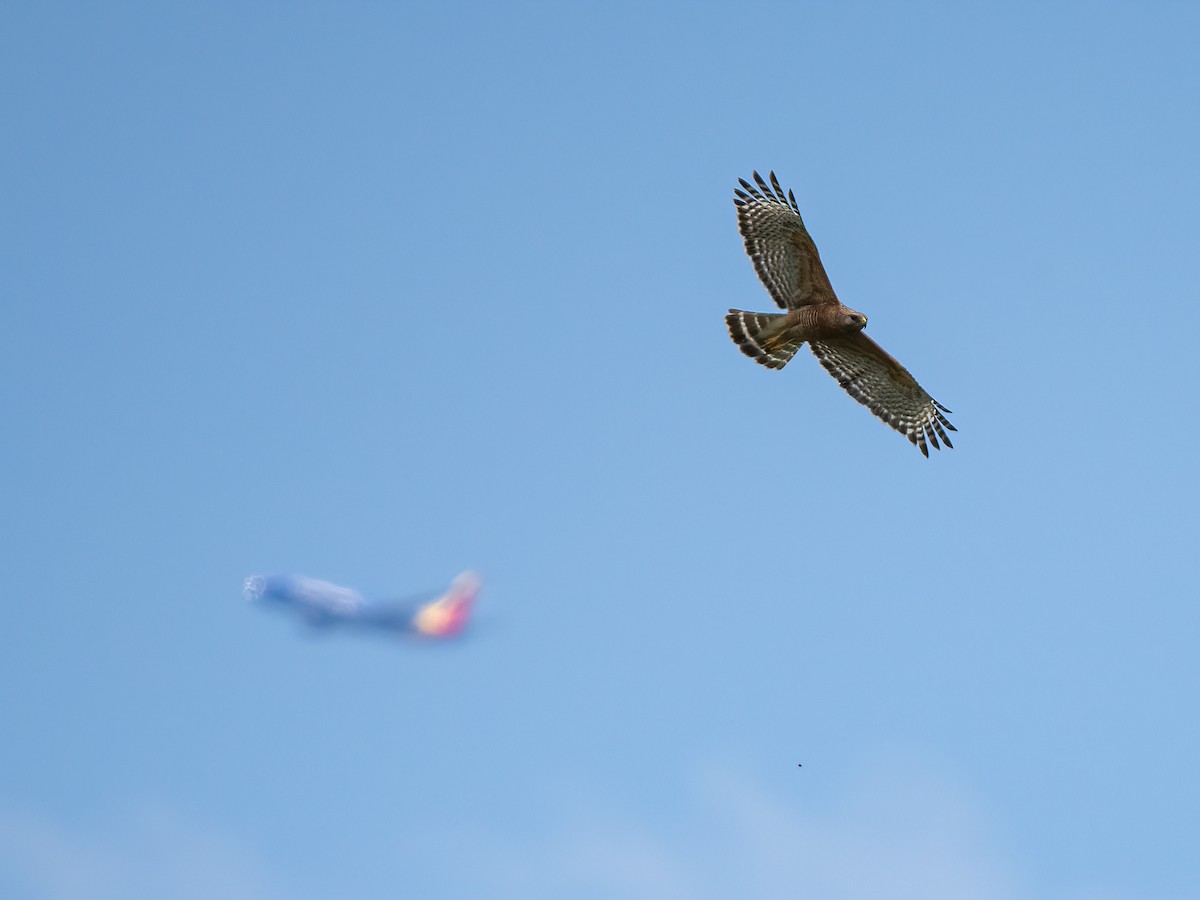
(809, 331, 955, 456)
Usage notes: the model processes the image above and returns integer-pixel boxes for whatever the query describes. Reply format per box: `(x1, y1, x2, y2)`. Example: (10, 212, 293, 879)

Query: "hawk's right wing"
(734, 171, 838, 310)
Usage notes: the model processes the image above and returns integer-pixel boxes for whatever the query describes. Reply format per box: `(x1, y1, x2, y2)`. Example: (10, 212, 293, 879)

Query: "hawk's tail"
(725, 309, 804, 370)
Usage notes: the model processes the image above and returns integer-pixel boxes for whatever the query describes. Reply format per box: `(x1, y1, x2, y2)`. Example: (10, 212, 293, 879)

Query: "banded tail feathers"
(725, 309, 803, 370)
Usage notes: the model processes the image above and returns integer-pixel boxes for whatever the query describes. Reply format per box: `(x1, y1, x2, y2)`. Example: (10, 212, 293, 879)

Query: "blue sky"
(2, 2, 1198, 897)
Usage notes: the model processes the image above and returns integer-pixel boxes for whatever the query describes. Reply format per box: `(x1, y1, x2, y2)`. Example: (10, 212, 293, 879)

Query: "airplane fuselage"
(244, 571, 479, 638)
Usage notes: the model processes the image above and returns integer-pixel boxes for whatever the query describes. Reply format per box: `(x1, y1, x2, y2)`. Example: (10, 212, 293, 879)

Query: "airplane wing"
(245, 574, 365, 619)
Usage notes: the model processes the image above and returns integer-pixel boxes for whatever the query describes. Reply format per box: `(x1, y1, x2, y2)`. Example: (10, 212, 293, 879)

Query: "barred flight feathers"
(808, 333, 956, 457)
(733, 170, 838, 310)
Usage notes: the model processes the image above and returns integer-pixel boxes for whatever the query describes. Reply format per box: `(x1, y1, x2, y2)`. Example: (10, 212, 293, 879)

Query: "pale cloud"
(0, 764, 1141, 899)
(0, 803, 291, 900)
(398, 757, 1030, 900)
(685, 763, 1020, 900)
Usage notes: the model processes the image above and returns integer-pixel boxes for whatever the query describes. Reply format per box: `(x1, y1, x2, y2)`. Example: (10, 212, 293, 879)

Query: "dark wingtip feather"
(768, 171, 786, 201)
(932, 418, 954, 448)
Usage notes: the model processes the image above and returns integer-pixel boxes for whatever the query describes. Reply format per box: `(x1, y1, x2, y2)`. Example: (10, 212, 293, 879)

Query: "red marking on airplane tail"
(414, 571, 480, 638)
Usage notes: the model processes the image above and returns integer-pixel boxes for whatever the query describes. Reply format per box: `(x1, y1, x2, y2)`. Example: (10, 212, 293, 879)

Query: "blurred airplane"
(244, 570, 480, 639)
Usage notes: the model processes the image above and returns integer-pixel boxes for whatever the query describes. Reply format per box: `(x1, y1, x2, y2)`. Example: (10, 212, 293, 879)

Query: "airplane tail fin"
(413, 571, 480, 638)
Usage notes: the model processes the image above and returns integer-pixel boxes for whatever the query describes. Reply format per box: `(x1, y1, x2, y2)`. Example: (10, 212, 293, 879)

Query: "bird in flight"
(725, 171, 955, 456)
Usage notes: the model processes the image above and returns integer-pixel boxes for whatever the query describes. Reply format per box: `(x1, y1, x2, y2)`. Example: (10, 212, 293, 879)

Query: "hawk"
(726, 171, 956, 456)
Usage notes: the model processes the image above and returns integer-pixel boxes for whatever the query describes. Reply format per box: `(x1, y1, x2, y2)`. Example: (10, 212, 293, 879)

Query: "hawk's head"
(844, 310, 868, 331)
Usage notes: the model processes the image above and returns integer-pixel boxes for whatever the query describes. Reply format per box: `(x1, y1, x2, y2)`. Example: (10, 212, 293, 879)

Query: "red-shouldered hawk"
(726, 171, 956, 456)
